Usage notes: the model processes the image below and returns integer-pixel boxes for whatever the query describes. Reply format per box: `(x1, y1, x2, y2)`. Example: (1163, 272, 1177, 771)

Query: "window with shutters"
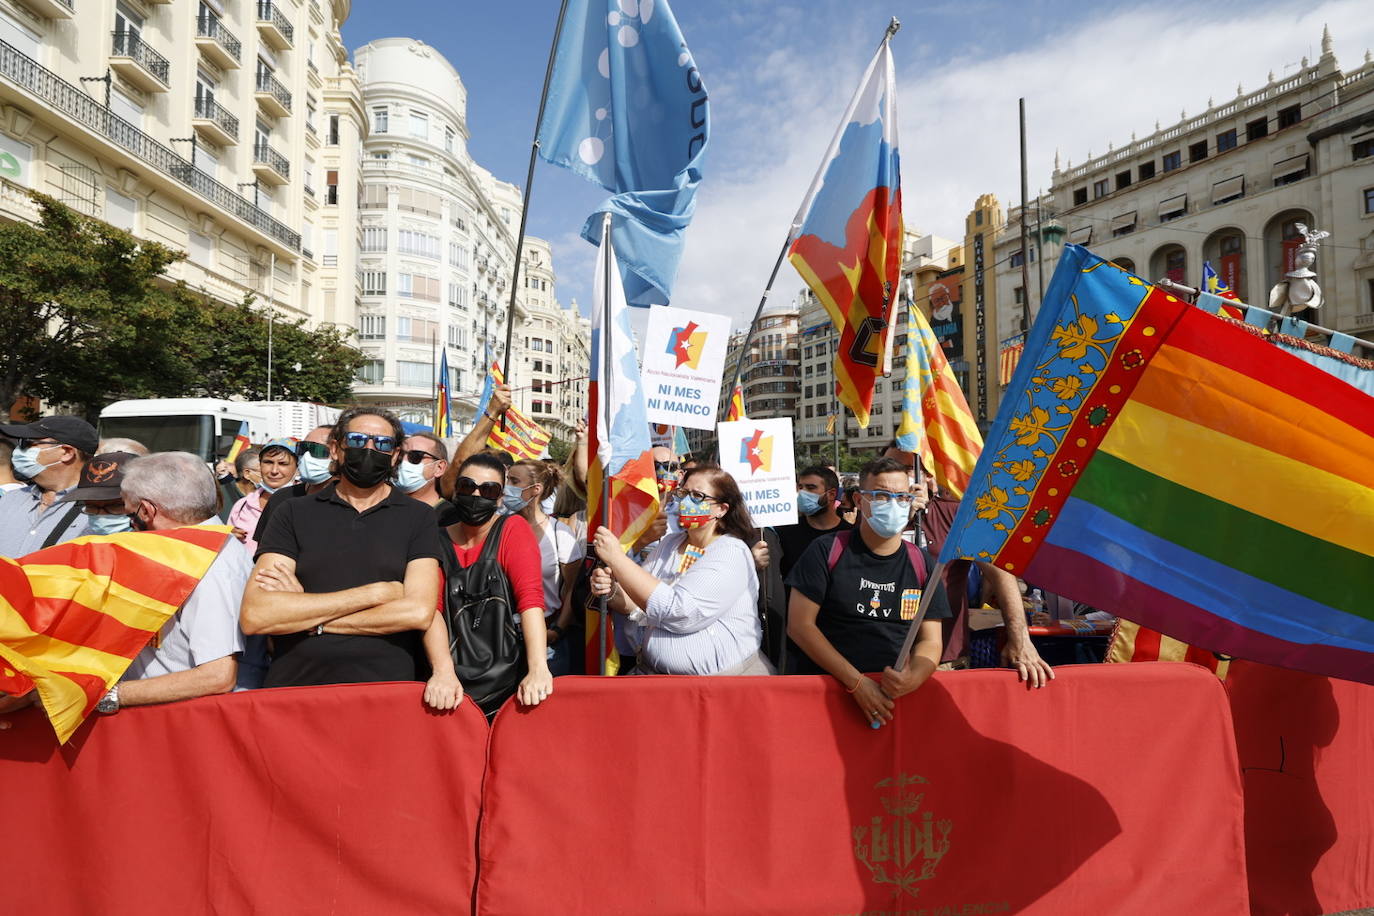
(358, 314, 386, 340)
(326, 170, 338, 205)
(362, 227, 387, 252)
(397, 361, 430, 388)
(361, 271, 386, 295)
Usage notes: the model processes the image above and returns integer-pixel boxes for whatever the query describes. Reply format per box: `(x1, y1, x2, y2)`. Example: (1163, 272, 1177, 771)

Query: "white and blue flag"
(537, 0, 708, 307)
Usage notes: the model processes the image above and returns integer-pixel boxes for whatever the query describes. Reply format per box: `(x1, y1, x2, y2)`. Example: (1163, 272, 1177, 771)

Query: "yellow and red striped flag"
(724, 379, 746, 422)
(0, 526, 234, 742)
(1107, 618, 1232, 680)
(787, 39, 902, 428)
(484, 361, 552, 461)
(999, 340, 1025, 386)
(894, 302, 983, 498)
(225, 434, 251, 463)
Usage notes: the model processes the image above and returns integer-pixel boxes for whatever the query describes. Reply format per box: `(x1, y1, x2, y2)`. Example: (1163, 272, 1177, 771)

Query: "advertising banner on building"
(926, 268, 964, 356)
(716, 417, 797, 527)
(641, 305, 732, 430)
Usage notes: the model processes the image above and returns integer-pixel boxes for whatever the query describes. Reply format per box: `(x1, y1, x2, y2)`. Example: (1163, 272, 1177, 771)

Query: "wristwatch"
(96, 685, 120, 714)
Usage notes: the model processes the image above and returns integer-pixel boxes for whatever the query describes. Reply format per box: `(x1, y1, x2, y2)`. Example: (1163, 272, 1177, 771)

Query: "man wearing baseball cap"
(0, 415, 98, 557)
(56, 451, 140, 535)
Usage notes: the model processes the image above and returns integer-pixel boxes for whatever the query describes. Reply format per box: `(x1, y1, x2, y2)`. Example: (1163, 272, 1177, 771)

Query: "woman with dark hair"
(589, 465, 772, 675)
(441, 452, 553, 713)
(504, 459, 584, 677)
(242, 406, 459, 711)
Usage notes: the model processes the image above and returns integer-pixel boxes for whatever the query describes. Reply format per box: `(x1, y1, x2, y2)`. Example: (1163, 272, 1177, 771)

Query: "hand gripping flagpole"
(499, 0, 572, 429)
(729, 17, 901, 422)
(598, 212, 613, 677)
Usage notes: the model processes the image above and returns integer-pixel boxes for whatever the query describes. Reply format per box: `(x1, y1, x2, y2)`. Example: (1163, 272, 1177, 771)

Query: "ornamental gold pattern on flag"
(0, 526, 233, 743)
(896, 303, 983, 499)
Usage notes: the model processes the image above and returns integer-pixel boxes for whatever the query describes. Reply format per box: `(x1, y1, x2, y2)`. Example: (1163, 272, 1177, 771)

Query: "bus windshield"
(98, 415, 215, 460)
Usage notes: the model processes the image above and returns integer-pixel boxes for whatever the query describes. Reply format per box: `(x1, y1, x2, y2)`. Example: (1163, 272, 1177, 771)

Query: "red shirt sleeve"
(495, 516, 546, 613)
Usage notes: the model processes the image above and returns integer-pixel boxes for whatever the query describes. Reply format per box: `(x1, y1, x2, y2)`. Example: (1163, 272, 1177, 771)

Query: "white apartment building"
(0, 0, 361, 334)
(516, 236, 589, 442)
(1003, 29, 1374, 344)
(351, 37, 539, 428)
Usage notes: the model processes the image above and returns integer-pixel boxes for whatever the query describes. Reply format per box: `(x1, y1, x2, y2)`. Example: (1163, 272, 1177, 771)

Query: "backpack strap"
(41, 501, 84, 550)
(475, 515, 509, 565)
(901, 540, 928, 585)
(825, 530, 852, 572)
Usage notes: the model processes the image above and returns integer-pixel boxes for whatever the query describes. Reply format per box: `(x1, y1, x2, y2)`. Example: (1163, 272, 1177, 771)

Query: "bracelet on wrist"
(845, 672, 864, 693)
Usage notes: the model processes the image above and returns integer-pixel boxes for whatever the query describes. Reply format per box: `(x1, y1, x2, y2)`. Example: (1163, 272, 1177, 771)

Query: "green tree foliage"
(0, 194, 362, 419)
(546, 435, 571, 464)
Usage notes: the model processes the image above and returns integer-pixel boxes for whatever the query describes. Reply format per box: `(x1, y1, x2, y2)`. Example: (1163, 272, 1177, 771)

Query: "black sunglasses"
(18, 438, 61, 451)
(454, 476, 503, 500)
(403, 450, 442, 464)
(297, 441, 329, 459)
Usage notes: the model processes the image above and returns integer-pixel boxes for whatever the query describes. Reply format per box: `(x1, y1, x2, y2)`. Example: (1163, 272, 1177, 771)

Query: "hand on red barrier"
(849, 676, 893, 727)
(424, 671, 463, 711)
(1003, 635, 1055, 689)
(518, 668, 553, 707)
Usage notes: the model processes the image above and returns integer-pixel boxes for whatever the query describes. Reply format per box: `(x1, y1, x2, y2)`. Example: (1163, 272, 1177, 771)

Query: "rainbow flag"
(587, 217, 660, 674)
(482, 361, 552, 461)
(895, 302, 983, 498)
(0, 526, 233, 742)
(724, 379, 746, 422)
(787, 38, 902, 428)
(940, 244, 1374, 684)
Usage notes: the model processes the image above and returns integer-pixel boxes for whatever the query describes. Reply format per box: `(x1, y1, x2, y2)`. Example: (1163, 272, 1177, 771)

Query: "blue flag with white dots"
(537, 0, 709, 307)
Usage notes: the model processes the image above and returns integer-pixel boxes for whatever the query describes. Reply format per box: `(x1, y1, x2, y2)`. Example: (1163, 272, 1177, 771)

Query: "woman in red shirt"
(442, 452, 552, 710)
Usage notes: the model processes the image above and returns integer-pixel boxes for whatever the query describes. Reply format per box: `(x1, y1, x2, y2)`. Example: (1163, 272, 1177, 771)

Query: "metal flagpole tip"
(886, 17, 901, 39)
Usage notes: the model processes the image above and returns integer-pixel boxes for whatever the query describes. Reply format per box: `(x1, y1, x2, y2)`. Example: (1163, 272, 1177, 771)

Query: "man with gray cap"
(0, 415, 97, 557)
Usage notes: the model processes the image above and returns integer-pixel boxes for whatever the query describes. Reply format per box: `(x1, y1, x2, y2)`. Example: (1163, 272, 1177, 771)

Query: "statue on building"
(1268, 223, 1328, 315)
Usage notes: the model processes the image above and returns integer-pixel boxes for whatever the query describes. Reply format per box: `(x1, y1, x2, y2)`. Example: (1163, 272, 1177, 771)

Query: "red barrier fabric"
(479, 665, 1249, 916)
(1226, 660, 1374, 916)
(0, 683, 489, 916)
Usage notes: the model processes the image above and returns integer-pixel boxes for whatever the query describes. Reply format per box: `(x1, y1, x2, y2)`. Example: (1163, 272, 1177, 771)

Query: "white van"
(98, 399, 340, 462)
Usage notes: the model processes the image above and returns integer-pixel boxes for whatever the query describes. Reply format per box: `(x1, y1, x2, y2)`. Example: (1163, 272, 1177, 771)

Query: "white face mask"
(11, 445, 60, 480)
(298, 452, 332, 485)
(541, 493, 557, 515)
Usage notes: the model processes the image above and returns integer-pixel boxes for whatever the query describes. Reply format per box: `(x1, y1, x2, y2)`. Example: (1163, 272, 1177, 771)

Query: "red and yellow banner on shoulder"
(0, 526, 232, 742)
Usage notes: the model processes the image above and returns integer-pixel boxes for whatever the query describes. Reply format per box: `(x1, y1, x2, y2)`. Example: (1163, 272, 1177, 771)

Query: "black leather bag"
(439, 517, 526, 716)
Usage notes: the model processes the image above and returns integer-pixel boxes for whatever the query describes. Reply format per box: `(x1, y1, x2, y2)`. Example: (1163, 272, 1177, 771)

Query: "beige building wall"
(516, 236, 588, 443)
(0, 0, 360, 332)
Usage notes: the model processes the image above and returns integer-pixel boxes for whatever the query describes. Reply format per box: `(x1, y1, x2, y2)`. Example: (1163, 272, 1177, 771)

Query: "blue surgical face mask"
(259, 480, 284, 495)
(541, 493, 557, 516)
(11, 445, 59, 480)
(297, 452, 332, 485)
(88, 513, 133, 535)
(394, 458, 429, 494)
(796, 490, 825, 516)
(864, 499, 911, 539)
(500, 483, 534, 516)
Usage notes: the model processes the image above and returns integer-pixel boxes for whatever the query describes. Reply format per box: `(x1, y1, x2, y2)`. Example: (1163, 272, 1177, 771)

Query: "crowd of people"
(0, 387, 1059, 729)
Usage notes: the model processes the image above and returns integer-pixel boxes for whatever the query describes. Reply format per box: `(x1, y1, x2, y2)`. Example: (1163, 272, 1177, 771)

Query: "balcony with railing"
(192, 96, 238, 146)
(0, 39, 297, 249)
(254, 69, 291, 117)
(16, 0, 73, 20)
(110, 31, 169, 93)
(252, 141, 290, 185)
(195, 12, 241, 69)
(256, 1, 294, 50)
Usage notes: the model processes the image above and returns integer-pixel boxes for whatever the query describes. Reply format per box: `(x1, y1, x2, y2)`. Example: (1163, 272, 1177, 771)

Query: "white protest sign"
(641, 305, 732, 430)
(716, 417, 798, 528)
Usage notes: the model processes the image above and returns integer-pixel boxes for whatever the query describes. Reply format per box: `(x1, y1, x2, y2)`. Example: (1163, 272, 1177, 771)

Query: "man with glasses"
(242, 408, 450, 700)
(395, 433, 450, 510)
(55, 451, 140, 535)
(786, 457, 951, 726)
(0, 416, 98, 557)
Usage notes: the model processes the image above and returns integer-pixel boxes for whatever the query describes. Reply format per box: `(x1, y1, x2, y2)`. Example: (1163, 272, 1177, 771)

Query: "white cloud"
(644, 0, 1374, 332)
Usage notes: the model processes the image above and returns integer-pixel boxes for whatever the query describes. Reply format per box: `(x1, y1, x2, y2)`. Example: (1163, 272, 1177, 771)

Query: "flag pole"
(1018, 98, 1032, 334)
(499, 0, 572, 408)
(731, 17, 901, 397)
(598, 212, 613, 677)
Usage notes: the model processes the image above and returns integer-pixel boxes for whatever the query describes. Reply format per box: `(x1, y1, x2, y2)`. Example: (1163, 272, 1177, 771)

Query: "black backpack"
(439, 516, 526, 716)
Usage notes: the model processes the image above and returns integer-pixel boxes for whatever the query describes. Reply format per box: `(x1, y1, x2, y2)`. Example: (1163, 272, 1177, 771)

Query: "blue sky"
(344, 0, 1374, 329)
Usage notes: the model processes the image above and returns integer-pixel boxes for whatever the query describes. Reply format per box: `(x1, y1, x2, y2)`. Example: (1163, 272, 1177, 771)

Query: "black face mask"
(453, 492, 499, 526)
(340, 446, 394, 489)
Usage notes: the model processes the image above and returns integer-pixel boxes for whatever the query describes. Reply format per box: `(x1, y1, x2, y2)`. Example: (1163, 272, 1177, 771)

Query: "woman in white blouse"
(590, 465, 772, 675)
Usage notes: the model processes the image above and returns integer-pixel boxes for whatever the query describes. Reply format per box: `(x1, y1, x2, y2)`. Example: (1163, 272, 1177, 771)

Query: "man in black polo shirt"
(786, 457, 951, 726)
(241, 408, 450, 696)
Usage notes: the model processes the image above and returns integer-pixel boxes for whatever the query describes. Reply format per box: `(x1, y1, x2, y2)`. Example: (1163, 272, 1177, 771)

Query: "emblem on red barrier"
(853, 773, 952, 899)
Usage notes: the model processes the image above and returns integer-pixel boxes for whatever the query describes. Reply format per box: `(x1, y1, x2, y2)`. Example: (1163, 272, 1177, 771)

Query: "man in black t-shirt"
(786, 457, 950, 726)
(776, 465, 851, 580)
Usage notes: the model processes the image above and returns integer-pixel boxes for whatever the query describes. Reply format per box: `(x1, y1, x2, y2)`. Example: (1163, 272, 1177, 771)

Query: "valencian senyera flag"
(1202, 260, 1243, 319)
(587, 216, 660, 674)
(724, 379, 746, 422)
(940, 244, 1374, 684)
(895, 300, 983, 498)
(1107, 618, 1232, 680)
(435, 349, 453, 438)
(482, 361, 552, 461)
(537, 0, 708, 306)
(0, 526, 234, 742)
(788, 37, 902, 426)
